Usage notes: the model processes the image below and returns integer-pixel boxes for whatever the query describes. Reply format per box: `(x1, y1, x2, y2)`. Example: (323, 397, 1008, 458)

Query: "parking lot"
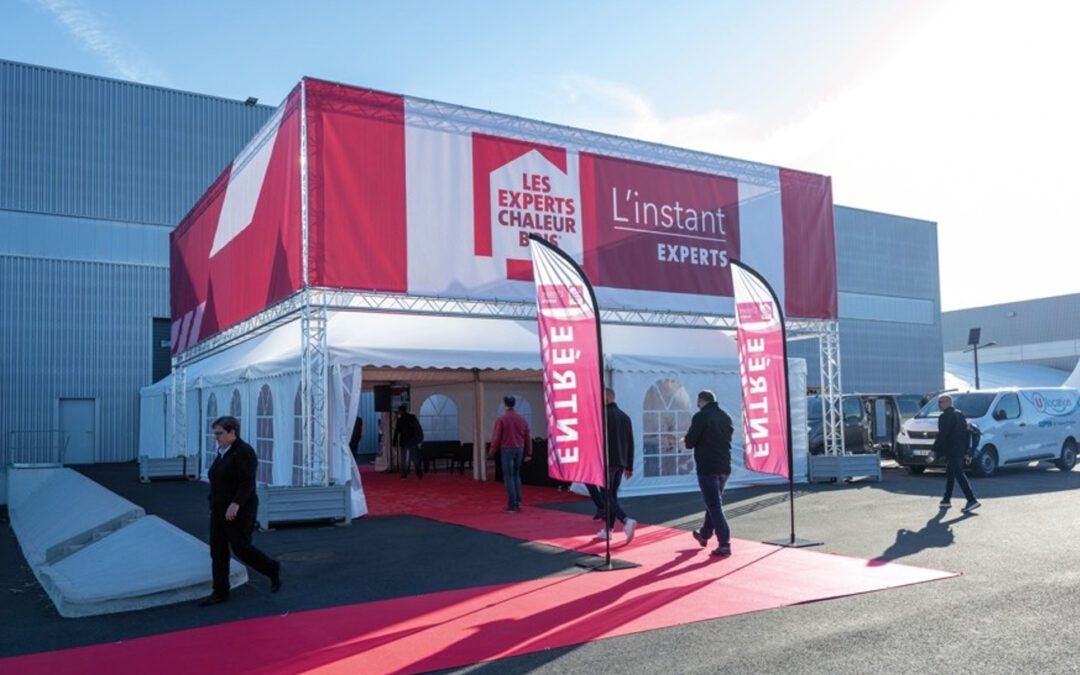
(3, 461, 1079, 674)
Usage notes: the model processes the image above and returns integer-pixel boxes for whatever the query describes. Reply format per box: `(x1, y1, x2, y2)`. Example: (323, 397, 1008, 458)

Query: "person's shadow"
(873, 507, 976, 563)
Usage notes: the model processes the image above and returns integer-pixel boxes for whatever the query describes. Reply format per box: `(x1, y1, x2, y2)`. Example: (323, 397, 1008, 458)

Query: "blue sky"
(3, 0, 1078, 310)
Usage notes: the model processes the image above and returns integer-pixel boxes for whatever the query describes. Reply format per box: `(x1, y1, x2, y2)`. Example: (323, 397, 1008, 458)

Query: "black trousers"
(210, 500, 279, 597)
(943, 455, 976, 503)
(400, 443, 422, 477)
(586, 469, 628, 530)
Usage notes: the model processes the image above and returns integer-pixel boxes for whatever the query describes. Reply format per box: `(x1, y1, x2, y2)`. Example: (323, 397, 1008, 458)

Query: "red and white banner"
(529, 238, 606, 487)
(172, 79, 837, 354)
(170, 85, 303, 353)
(732, 262, 790, 478)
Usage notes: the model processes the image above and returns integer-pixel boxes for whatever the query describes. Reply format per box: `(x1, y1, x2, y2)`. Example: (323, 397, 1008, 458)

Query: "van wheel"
(1056, 439, 1078, 472)
(972, 448, 998, 478)
(906, 465, 926, 475)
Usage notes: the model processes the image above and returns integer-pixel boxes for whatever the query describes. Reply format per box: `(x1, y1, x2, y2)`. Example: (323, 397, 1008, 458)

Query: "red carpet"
(1, 470, 957, 675)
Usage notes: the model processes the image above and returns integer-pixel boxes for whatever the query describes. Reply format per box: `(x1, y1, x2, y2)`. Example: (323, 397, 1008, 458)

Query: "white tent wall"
(611, 359, 807, 498)
(137, 388, 167, 459)
(1064, 361, 1080, 389)
(142, 312, 812, 513)
(329, 365, 368, 517)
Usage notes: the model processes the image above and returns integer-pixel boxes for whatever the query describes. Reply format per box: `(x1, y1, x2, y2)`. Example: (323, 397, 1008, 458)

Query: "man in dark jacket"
(591, 388, 638, 544)
(932, 395, 980, 512)
(684, 390, 735, 557)
(201, 416, 282, 606)
(393, 404, 425, 479)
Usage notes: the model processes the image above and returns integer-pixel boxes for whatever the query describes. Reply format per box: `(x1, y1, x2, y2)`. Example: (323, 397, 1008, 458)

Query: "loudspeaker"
(373, 385, 392, 412)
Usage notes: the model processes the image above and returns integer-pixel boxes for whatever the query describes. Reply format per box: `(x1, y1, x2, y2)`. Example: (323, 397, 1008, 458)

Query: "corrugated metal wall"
(0, 256, 167, 462)
(0, 59, 275, 463)
(790, 206, 944, 395)
(943, 295, 1080, 350)
(0, 59, 275, 226)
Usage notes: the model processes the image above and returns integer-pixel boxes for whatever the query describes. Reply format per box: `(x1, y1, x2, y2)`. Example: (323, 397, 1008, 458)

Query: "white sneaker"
(596, 528, 610, 540)
(623, 518, 637, 544)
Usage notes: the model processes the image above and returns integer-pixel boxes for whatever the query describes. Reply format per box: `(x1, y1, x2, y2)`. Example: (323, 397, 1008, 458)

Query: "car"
(807, 393, 923, 456)
(894, 388, 1080, 477)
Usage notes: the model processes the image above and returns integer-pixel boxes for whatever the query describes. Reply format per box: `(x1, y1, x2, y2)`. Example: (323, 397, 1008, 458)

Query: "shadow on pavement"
(871, 507, 978, 563)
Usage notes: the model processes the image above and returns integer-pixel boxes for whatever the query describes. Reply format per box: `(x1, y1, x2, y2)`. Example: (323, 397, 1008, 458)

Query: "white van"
(894, 388, 1080, 477)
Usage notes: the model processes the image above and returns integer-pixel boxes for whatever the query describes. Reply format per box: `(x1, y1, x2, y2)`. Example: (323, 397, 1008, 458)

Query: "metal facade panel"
(795, 207, 944, 395)
(0, 60, 274, 227)
(942, 294, 1080, 351)
(834, 206, 939, 299)
(0, 210, 170, 266)
(0, 255, 168, 463)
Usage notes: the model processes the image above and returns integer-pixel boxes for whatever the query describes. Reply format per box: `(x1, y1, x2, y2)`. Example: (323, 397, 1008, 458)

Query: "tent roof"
(146, 311, 738, 392)
(943, 358, 1070, 390)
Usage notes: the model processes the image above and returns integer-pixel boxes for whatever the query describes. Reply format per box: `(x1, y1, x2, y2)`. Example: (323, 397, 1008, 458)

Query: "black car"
(808, 393, 923, 456)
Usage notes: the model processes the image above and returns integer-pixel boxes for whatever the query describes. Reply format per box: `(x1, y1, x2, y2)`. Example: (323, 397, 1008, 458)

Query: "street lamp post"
(963, 327, 997, 389)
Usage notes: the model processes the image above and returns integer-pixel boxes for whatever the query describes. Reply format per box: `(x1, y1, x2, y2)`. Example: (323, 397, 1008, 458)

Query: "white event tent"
(141, 311, 808, 515)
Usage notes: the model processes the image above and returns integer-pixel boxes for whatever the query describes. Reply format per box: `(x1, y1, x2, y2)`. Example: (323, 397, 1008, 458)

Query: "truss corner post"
(301, 291, 329, 487)
(170, 361, 187, 459)
(819, 320, 845, 456)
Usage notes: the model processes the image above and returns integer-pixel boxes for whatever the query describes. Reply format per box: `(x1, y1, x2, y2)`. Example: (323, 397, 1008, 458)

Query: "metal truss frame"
(818, 321, 845, 456)
(169, 361, 186, 458)
(173, 287, 848, 466)
(300, 292, 329, 485)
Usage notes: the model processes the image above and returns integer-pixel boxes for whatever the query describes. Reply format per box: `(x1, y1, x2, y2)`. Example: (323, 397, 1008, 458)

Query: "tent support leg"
(473, 371, 485, 481)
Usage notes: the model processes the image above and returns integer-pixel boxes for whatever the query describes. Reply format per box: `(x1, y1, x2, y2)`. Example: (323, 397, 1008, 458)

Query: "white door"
(59, 398, 96, 464)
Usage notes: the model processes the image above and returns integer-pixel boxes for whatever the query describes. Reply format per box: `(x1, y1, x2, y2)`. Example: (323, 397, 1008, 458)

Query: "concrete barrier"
(8, 467, 248, 617)
(8, 468, 145, 566)
(36, 516, 247, 618)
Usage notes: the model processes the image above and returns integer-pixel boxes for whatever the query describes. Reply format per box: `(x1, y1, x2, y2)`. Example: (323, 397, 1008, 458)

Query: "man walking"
(489, 396, 532, 512)
(684, 390, 735, 557)
(201, 416, 282, 606)
(595, 388, 637, 544)
(933, 395, 981, 512)
(394, 404, 425, 479)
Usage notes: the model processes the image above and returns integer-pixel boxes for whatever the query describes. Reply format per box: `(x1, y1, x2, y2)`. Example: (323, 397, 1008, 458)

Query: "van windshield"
(916, 393, 996, 419)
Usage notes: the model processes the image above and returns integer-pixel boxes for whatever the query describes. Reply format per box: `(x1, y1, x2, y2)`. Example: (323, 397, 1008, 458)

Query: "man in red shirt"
(489, 396, 532, 512)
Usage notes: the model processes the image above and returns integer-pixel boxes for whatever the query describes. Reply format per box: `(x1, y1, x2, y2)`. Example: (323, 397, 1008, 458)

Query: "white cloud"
(553, 1, 1080, 310)
(33, 0, 171, 85)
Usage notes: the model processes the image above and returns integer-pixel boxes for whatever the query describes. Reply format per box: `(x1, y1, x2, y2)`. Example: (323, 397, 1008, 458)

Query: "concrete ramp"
(37, 516, 248, 618)
(8, 468, 145, 566)
(7, 467, 248, 618)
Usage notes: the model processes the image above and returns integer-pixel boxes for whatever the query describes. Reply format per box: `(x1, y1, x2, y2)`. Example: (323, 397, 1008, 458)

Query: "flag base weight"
(575, 556, 640, 571)
(763, 537, 822, 549)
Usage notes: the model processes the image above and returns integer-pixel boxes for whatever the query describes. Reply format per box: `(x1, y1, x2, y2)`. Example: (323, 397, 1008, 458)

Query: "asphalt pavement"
(3, 461, 1079, 674)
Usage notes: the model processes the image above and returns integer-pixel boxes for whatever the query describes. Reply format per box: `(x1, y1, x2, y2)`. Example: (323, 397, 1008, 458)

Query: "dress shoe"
(692, 529, 708, 548)
(711, 544, 732, 557)
(199, 593, 229, 607)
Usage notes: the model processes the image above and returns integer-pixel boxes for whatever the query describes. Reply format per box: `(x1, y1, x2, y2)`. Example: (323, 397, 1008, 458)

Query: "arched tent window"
(503, 394, 533, 432)
(419, 394, 459, 442)
(255, 385, 274, 485)
(292, 385, 305, 486)
(204, 393, 218, 476)
(230, 388, 243, 434)
(642, 379, 695, 477)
